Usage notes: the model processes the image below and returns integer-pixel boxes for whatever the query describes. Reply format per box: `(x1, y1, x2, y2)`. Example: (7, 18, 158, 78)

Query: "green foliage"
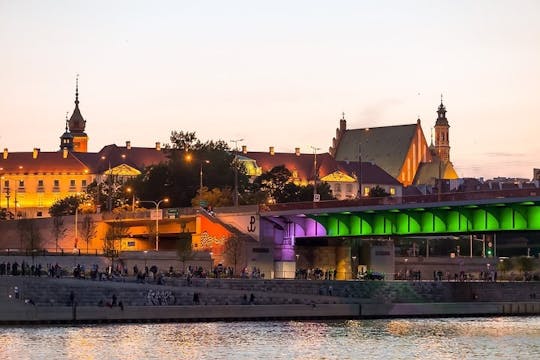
(132, 131, 248, 208)
(191, 187, 233, 208)
(49, 195, 81, 217)
(250, 165, 334, 203)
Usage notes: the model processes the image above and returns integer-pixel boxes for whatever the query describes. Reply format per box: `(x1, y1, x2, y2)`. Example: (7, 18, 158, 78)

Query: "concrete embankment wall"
(2, 301, 540, 324)
(1, 277, 540, 324)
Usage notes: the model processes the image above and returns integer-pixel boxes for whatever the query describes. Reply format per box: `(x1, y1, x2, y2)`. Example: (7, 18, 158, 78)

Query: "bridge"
(260, 193, 540, 237)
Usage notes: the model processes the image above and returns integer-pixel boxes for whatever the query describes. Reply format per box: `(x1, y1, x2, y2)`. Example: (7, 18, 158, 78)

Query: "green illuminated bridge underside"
(267, 197, 540, 237)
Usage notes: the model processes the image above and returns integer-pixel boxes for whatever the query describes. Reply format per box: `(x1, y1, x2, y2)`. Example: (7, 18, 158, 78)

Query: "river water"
(1, 317, 539, 359)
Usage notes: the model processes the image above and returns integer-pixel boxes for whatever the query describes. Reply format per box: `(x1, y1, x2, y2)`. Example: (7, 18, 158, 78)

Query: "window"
(70, 180, 76, 187)
(390, 187, 396, 195)
(346, 184, 353, 193)
(335, 183, 341, 192)
(38, 180, 44, 187)
(4, 180, 9, 188)
(81, 179, 87, 187)
(18, 180, 24, 188)
(363, 187, 370, 197)
(54, 180, 59, 187)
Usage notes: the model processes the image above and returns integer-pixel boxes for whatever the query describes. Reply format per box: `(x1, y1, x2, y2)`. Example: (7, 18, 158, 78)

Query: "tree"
(497, 258, 512, 277)
(133, 131, 248, 208)
(17, 218, 42, 253)
(81, 215, 98, 254)
(223, 235, 245, 276)
(51, 215, 67, 253)
(250, 166, 335, 204)
(514, 256, 536, 275)
(176, 235, 193, 273)
(49, 195, 81, 216)
(369, 185, 390, 197)
(253, 165, 292, 202)
(104, 219, 130, 258)
(191, 187, 233, 208)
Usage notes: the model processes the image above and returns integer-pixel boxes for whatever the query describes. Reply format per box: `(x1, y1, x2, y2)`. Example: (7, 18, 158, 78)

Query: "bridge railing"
(260, 188, 540, 212)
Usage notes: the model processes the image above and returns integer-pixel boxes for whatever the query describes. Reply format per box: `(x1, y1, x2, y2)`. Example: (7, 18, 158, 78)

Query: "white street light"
(138, 198, 169, 251)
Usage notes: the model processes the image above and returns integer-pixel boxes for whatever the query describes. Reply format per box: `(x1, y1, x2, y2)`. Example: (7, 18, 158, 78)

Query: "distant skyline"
(1, 0, 539, 180)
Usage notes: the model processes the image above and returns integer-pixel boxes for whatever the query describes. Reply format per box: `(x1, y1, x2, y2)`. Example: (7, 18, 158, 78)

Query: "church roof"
(334, 123, 418, 179)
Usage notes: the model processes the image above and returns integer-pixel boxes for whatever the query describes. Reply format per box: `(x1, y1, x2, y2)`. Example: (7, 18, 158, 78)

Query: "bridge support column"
(274, 236, 296, 279)
(335, 245, 351, 280)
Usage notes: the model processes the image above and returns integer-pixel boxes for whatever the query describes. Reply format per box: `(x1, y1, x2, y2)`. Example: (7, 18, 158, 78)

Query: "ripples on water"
(1, 317, 539, 360)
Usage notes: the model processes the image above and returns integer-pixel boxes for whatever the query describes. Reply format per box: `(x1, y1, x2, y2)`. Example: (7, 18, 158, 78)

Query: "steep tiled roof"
(243, 151, 399, 186)
(334, 123, 418, 178)
(337, 161, 401, 185)
(91, 145, 168, 173)
(0, 151, 89, 174)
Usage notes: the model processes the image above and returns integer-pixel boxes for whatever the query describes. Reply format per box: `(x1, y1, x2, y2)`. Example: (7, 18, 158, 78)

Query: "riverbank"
(1, 277, 539, 324)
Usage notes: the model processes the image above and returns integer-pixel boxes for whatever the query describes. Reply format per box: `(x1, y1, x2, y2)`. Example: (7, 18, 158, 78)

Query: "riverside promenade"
(1, 276, 540, 324)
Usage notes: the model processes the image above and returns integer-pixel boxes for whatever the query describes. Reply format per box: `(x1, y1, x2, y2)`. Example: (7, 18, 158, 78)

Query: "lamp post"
(199, 160, 210, 195)
(126, 187, 135, 212)
(139, 198, 169, 251)
(230, 139, 244, 207)
(358, 142, 363, 198)
(310, 146, 321, 202)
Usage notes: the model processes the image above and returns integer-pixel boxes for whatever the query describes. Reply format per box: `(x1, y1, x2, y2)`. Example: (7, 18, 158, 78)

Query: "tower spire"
(75, 74, 79, 106)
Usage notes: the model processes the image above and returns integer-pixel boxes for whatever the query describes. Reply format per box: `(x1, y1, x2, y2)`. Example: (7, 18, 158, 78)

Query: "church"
(329, 100, 459, 187)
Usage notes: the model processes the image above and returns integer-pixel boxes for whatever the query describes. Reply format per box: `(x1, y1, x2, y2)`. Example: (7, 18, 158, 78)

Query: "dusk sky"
(1, 0, 539, 180)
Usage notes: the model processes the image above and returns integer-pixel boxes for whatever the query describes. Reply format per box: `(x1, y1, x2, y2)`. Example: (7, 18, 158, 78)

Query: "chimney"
(155, 142, 161, 151)
(32, 148, 40, 159)
(269, 146, 275, 155)
(62, 147, 68, 159)
(3, 148, 7, 160)
(242, 145, 247, 154)
(295, 147, 300, 156)
(126, 141, 131, 150)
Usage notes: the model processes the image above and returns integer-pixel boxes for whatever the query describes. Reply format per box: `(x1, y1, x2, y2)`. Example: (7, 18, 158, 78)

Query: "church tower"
(68, 76, 88, 152)
(434, 97, 450, 163)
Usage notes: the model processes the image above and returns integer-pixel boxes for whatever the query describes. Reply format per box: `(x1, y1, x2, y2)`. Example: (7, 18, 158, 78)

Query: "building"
(239, 146, 402, 200)
(1, 82, 167, 218)
(329, 101, 458, 186)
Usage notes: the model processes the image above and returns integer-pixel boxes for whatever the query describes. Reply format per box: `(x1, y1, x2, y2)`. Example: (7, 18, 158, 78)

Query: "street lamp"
(199, 160, 210, 195)
(138, 198, 169, 251)
(310, 146, 321, 202)
(230, 139, 244, 207)
(126, 187, 135, 212)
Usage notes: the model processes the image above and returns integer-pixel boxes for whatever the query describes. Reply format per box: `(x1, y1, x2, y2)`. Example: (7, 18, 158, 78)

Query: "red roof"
(0, 151, 88, 174)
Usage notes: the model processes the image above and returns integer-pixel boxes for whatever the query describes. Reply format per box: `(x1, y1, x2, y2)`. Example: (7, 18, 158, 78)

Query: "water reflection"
(0, 317, 539, 360)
